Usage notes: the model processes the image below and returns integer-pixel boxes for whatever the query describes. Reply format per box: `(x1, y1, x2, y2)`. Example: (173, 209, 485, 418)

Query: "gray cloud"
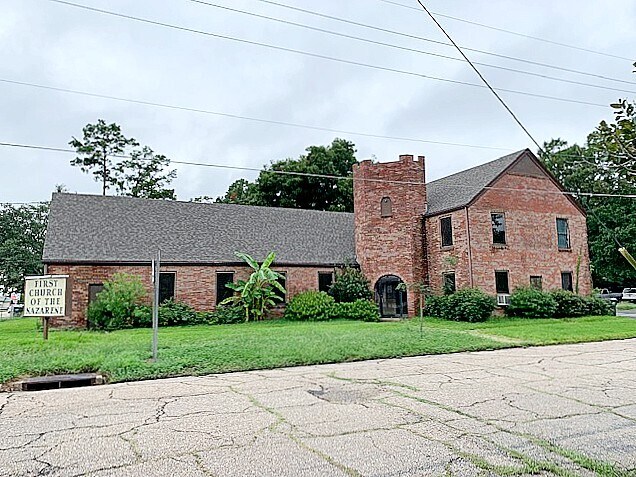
(1, 0, 634, 203)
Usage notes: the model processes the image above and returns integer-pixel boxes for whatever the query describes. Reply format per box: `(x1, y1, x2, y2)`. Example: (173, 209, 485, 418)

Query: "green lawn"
(1, 315, 636, 386)
(617, 301, 636, 311)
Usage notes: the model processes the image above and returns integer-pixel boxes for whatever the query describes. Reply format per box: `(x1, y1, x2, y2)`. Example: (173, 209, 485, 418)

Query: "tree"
(0, 203, 48, 292)
(213, 178, 262, 205)
(220, 251, 285, 321)
(215, 138, 358, 212)
(70, 119, 139, 195)
(114, 146, 177, 200)
(540, 90, 636, 287)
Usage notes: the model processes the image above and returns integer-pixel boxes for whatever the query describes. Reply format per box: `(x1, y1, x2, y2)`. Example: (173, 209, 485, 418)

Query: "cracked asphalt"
(2, 340, 636, 476)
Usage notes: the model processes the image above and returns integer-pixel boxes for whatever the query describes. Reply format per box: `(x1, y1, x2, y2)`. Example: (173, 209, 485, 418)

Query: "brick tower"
(353, 155, 427, 317)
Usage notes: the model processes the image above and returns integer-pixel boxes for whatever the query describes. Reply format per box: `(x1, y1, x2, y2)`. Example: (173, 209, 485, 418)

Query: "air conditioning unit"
(497, 294, 511, 306)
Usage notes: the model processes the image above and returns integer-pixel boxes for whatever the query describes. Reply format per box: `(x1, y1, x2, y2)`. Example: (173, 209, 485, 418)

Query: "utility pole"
(151, 250, 161, 362)
(619, 247, 636, 271)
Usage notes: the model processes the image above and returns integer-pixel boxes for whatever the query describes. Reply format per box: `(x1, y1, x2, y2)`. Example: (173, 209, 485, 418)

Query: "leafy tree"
(0, 203, 48, 292)
(328, 267, 373, 303)
(70, 119, 139, 195)
(114, 146, 177, 200)
(216, 138, 358, 212)
(220, 251, 285, 321)
(540, 82, 636, 287)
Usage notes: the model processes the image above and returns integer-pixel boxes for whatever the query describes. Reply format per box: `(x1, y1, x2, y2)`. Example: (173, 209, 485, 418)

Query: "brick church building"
(43, 149, 592, 327)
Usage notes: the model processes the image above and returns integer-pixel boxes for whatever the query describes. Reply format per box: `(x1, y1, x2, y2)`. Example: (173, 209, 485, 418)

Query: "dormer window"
(380, 197, 393, 217)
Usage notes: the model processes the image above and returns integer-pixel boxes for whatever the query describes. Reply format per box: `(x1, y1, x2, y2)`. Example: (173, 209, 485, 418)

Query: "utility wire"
(416, 0, 543, 153)
(3, 141, 636, 199)
(40, 0, 607, 108)
(184, 0, 636, 96)
(0, 79, 510, 152)
(251, 0, 636, 86)
(379, 0, 634, 62)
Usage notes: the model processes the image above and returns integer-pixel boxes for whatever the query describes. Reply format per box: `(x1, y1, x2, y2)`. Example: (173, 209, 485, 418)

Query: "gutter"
(464, 207, 474, 287)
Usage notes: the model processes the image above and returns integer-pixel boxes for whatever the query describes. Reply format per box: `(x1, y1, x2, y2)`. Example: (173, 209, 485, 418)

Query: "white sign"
(23, 276, 68, 317)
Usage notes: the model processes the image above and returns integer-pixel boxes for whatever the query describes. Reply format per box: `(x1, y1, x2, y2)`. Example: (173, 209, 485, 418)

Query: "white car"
(623, 288, 636, 302)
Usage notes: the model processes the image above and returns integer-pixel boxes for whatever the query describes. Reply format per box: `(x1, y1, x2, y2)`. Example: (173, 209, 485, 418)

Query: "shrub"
(440, 288, 496, 322)
(584, 296, 614, 316)
(284, 291, 335, 321)
(158, 300, 203, 326)
(506, 288, 557, 318)
(424, 294, 448, 318)
(87, 273, 147, 330)
(199, 305, 245, 325)
(331, 299, 380, 322)
(549, 290, 588, 318)
(329, 267, 373, 303)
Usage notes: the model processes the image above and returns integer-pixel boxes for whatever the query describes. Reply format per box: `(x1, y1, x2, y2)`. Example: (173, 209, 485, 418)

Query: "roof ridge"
(52, 192, 354, 217)
(426, 149, 527, 185)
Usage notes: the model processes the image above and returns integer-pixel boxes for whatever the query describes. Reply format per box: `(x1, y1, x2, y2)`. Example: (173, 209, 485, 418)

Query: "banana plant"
(220, 251, 286, 321)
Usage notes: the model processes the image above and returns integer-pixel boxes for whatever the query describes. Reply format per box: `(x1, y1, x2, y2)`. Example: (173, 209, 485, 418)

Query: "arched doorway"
(375, 275, 407, 318)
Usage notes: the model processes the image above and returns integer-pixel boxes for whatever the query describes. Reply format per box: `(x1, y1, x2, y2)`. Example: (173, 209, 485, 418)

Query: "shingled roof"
(426, 149, 527, 216)
(43, 194, 356, 265)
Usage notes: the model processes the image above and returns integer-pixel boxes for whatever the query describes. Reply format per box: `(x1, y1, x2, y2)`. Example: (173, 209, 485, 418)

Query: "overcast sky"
(1, 0, 635, 204)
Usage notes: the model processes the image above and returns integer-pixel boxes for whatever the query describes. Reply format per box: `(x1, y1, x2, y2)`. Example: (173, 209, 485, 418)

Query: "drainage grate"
(19, 373, 104, 391)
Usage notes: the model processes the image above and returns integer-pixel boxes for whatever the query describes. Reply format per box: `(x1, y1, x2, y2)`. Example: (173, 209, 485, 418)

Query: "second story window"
(440, 216, 453, 247)
(380, 197, 393, 217)
(556, 218, 570, 250)
(491, 213, 506, 245)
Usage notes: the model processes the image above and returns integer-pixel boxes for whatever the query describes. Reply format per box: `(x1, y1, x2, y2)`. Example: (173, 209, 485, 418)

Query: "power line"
(3, 141, 636, 199)
(379, 0, 634, 62)
(251, 0, 636, 87)
(416, 1, 543, 153)
(41, 0, 608, 108)
(184, 0, 636, 96)
(0, 79, 511, 152)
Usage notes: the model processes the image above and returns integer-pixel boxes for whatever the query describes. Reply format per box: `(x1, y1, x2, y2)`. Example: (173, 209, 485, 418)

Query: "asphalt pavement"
(2, 339, 636, 476)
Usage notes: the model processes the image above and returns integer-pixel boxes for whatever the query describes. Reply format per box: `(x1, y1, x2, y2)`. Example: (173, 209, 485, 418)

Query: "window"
(380, 197, 393, 217)
(159, 272, 175, 304)
(530, 276, 543, 290)
(275, 272, 287, 302)
(495, 271, 510, 294)
(491, 213, 506, 245)
(440, 216, 453, 247)
(216, 272, 234, 305)
(88, 284, 104, 304)
(556, 218, 570, 250)
(561, 272, 573, 292)
(442, 272, 456, 295)
(318, 272, 333, 293)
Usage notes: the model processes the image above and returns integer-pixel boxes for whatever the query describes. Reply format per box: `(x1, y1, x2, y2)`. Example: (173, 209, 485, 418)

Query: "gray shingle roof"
(43, 194, 355, 265)
(425, 149, 527, 216)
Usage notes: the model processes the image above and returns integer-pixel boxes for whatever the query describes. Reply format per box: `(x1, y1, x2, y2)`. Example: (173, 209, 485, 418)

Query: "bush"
(424, 294, 448, 318)
(284, 291, 335, 321)
(87, 273, 147, 330)
(549, 290, 588, 318)
(158, 300, 203, 326)
(584, 296, 614, 316)
(331, 299, 380, 322)
(506, 288, 557, 318)
(441, 288, 496, 322)
(329, 267, 373, 303)
(199, 305, 245, 324)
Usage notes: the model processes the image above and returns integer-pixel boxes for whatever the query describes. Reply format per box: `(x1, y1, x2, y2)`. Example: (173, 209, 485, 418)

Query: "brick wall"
(467, 171, 592, 295)
(353, 154, 427, 315)
(425, 165, 592, 296)
(46, 263, 336, 328)
(425, 208, 472, 293)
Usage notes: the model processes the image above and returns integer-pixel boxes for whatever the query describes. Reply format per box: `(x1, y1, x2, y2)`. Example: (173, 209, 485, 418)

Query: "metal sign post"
(151, 250, 161, 362)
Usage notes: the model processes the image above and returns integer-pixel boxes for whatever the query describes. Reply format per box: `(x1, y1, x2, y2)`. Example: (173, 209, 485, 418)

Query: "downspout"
(464, 207, 474, 287)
